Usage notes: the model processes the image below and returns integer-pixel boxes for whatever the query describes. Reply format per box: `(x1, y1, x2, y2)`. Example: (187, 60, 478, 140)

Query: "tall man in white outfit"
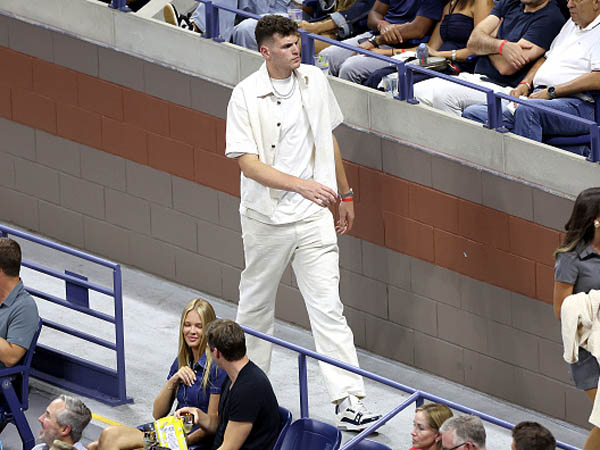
(225, 15, 380, 430)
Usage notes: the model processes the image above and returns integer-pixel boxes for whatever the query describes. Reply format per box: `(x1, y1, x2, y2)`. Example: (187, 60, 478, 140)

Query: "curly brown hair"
(255, 15, 299, 49)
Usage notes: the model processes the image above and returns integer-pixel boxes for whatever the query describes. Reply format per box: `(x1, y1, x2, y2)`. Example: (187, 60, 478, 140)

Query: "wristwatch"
(547, 86, 557, 99)
(368, 36, 378, 48)
(340, 188, 354, 199)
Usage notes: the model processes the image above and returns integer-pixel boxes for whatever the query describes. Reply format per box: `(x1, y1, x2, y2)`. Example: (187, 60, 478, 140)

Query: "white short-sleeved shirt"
(225, 63, 343, 221)
(533, 14, 600, 88)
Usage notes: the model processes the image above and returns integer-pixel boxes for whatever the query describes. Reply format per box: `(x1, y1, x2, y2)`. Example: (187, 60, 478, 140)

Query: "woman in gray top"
(554, 187, 600, 450)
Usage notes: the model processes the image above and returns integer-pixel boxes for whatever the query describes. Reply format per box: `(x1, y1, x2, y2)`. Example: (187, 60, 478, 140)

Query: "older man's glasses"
(442, 443, 467, 450)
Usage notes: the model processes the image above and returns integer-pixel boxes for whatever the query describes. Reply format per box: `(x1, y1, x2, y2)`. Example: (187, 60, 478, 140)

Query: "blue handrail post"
(396, 62, 407, 101)
(590, 125, 600, 163)
(108, 0, 131, 12)
(415, 394, 424, 407)
(486, 91, 503, 131)
(114, 266, 127, 402)
(298, 353, 309, 418)
(299, 30, 315, 65)
(204, 1, 221, 40)
(405, 66, 418, 104)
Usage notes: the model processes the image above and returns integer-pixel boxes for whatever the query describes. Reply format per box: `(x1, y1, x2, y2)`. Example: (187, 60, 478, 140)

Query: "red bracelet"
(377, 19, 386, 30)
(519, 81, 531, 91)
(498, 39, 508, 54)
(341, 197, 354, 202)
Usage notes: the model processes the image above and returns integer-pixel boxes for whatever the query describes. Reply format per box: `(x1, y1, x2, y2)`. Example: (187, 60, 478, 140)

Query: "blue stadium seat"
(278, 417, 342, 450)
(0, 319, 43, 450)
(273, 406, 293, 450)
(352, 439, 392, 450)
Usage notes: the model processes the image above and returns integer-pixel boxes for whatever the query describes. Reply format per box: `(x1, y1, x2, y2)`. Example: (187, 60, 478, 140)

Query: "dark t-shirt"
(474, 0, 565, 86)
(212, 361, 280, 450)
(555, 243, 600, 295)
(380, 0, 445, 44)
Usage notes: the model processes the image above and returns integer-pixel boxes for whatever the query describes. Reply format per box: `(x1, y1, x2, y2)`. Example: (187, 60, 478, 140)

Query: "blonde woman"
(90, 298, 226, 450)
(410, 403, 453, 450)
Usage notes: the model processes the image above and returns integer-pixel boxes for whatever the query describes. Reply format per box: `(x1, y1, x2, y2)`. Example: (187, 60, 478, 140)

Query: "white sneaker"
(335, 396, 382, 431)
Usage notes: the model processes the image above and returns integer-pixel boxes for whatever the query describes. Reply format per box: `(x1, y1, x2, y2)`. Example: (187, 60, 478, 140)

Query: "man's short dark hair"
(206, 319, 247, 361)
(255, 15, 298, 49)
(512, 422, 556, 450)
(0, 238, 21, 277)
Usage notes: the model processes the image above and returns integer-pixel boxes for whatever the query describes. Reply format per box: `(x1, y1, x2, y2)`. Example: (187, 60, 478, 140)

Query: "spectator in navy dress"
(363, 0, 494, 89)
(90, 298, 226, 450)
(412, 0, 565, 115)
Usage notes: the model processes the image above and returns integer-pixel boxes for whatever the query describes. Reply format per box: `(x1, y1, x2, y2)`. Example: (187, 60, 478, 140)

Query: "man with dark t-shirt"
(176, 319, 280, 450)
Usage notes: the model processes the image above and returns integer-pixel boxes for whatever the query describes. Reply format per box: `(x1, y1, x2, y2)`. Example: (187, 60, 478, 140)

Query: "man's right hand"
(509, 83, 530, 98)
(500, 41, 532, 70)
(175, 407, 201, 424)
(296, 179, 338, 207)
(358, 40, 376, 51)
(380, 24, 404, 45)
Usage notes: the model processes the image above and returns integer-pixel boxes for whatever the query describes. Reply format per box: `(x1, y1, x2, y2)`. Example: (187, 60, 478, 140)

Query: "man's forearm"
(367, 9, 385, 30)
(554, 72, 600, 97)
(196, 410, 220, 435)
(332, 135, 350, 194)
(0, 338, 26, 367)
(467, 28, 502, 55)
(239, 156, 302, 193)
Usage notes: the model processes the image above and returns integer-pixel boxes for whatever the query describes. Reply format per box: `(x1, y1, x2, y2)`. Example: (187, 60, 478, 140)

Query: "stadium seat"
(0, 320, 43, 450)
(278, 417, 342, 450)
(273, 406, 293, 450)
(352, 439, 392, 449)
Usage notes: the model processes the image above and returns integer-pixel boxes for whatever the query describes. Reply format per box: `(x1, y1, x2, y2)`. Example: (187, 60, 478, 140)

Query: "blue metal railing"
(0, 224, 131, 406)
(193, 0, 599, 161)
(242, 326, 581, 450)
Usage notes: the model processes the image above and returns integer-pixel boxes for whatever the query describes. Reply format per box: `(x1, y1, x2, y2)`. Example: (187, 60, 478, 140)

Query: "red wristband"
(498, 39, 508, 54)
(377, 19, 386, 30)
(341, 197, 354, 202)
(519, 81, 531, 91)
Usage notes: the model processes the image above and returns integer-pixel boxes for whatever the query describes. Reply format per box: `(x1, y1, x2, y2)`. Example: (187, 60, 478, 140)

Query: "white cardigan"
(561, 289, 600, 427)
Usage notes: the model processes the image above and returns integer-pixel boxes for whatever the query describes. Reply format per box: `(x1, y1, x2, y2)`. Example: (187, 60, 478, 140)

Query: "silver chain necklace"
(270, 74, 296, 100)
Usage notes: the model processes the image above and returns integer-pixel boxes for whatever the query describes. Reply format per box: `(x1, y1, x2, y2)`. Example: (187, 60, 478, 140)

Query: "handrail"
(0, 224, 131, 405)
(193, 0, 599, 161)
(241, 325, 581, 450)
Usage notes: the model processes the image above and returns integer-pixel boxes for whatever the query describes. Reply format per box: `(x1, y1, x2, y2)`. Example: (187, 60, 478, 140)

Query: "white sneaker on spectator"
(335, 395, 382, 431)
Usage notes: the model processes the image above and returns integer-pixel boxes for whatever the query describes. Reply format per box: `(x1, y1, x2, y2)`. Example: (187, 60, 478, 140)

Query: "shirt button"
(277, 122, 281, 126)
(277, 101, 281, 105)
(271, 144, 276, 148)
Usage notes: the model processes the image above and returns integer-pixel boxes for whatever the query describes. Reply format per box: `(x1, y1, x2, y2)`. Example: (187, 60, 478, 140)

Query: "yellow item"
(153, 416, 189, 450)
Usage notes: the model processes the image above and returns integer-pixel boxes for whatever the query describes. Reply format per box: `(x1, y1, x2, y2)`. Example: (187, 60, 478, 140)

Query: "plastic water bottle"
(416, 43, 428, 65)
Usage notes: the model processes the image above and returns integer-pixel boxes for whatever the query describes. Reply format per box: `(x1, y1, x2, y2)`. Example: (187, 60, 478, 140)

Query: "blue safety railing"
(241, 325, 581, 450)
(0, 224, 132, 406)
(193, 0, 600, 162)
(108, 0, 131, 12)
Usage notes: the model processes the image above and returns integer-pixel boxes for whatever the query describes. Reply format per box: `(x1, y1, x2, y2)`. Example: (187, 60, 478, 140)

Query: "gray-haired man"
(34, 395, 92, 450)
(440, 415, 487, 450)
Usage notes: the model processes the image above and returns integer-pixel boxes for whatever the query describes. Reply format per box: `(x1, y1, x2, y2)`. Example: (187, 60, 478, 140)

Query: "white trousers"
(236, 208, 366, 402)
(413, 72, 513, 116)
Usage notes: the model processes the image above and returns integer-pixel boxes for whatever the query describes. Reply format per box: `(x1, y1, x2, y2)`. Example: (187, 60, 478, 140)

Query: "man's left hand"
(336, 201, 355, 234)
(529, 88, 551, 100)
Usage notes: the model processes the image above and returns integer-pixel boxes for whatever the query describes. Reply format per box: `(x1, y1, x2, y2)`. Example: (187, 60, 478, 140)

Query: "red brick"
(102, 117, 148, 165)
(148, 133, 194, 180)
(536, 263, 554, 304)
(358, 166, 382, 210)
(458, 200, 510, 251)
(384, 212, 434, 262)
(57, 103, 101, 148)
(0, 86, 11, 119)
(215, 118, 226, 155)
(434, 229, 487, 280)
(194, 148, 240, 197)
(351, 201, 384, 246)
(509, 216, 560, 266)
(486, 247, 536, 298)
(32, 59, 77, 105)
(123, 89, 170, 136)
(343, 161, 360, 203)
(11, 88, 56, 133)
(78, 74, 123, 120)
(169, 104, 217, 151)
(0, 47, 33, 89)
(409, 184, 459, 233)
(381, 174, 409, 217)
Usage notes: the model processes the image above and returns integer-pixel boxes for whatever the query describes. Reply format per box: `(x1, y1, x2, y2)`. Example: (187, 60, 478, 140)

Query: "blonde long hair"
(416, 403, 454, 450)
(176, 298, 217, 391)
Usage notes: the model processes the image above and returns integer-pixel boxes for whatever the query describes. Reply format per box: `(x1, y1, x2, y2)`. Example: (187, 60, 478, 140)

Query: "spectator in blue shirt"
(321, 0, 445, 83)
(412, 0, 565, 115)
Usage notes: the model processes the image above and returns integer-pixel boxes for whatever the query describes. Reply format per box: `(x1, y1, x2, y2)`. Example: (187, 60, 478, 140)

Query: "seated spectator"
(0, 237, 39, 368)
(89, 298, 226, 450)
(412, 0, 565, 116)
(321, 0, 445, 83)
(363, 0, 494, 89)
(163, 3, 200, 32)
(176, 319, 280, 450)
(231, 0, 292, 51)
(439, 415, 487, 450)
(410, 403, 453, 450)
(511, 421, 556, 450)
(35, 395, 92, 450)
(462, 0, 600, 156)
(98, 0, 150, 12)
(232, 0, 375, 52)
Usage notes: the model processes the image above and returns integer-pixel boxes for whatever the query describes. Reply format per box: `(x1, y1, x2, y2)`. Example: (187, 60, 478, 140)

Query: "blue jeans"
(462, 97, 596, 156)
